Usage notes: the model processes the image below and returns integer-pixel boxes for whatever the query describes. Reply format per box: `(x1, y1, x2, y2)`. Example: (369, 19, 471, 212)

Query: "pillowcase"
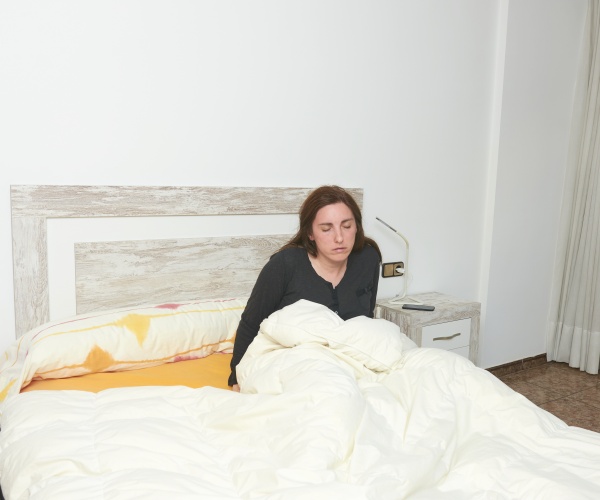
(258, 299, 416, 372)
(0, 297, 247, 406)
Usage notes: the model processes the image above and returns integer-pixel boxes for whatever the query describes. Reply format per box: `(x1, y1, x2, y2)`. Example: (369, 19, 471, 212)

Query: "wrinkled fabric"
(1, 302, 600, 499)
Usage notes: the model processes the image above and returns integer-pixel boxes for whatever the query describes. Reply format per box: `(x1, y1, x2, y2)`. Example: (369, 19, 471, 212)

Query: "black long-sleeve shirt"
(228, 245, 380, 385)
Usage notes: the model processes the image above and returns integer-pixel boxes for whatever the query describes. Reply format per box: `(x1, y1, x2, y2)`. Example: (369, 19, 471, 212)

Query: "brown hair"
(280, 185, 381, 260)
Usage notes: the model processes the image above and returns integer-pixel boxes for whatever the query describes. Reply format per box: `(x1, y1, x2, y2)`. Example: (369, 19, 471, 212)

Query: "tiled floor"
(493, 361, 600, 433)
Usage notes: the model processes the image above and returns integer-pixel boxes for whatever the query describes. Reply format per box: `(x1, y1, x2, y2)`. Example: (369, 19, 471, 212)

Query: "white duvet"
(1, 300, 600, 499)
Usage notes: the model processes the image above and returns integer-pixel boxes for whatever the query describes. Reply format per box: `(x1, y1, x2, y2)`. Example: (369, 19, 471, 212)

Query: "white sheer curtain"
(548, 0, 600, 375)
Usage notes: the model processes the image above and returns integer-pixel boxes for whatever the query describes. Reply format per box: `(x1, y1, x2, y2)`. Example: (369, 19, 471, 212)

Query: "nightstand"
(375, 291, 480, 365)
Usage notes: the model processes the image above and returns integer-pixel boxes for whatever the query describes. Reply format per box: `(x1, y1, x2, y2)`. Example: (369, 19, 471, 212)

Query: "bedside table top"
(376, 291, 480, 327)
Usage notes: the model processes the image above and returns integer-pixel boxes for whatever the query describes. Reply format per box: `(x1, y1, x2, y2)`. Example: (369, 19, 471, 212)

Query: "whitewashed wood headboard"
(10, 185, 363, 338)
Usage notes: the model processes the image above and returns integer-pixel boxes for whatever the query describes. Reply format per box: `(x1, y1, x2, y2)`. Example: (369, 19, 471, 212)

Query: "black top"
(228, 245, 380, 385)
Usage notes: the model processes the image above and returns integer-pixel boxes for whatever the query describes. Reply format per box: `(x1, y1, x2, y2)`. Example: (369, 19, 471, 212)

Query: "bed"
(1, 185, 600, 500)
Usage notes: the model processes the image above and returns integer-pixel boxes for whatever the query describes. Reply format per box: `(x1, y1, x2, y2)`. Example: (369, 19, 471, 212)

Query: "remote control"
(402, 303, 435, 311)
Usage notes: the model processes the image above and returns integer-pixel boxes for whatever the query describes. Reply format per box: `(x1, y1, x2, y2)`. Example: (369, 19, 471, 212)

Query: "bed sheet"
(21, 354, 232, 393)
(1, 300, 600, 499)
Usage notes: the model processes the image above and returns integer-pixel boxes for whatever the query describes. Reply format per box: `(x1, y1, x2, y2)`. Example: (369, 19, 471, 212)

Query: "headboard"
(10, 185, 363, 338)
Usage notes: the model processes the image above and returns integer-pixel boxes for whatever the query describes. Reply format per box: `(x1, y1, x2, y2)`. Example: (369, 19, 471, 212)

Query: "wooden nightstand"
(375, 291, 481, 365)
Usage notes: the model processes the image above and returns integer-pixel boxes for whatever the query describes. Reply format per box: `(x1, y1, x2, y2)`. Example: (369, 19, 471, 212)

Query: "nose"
(334, 228, 343, 243)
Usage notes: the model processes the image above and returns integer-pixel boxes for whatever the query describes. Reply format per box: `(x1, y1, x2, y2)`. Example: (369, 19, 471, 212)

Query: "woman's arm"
(228, 252, 288, 386)
(369, 247, 381, 317)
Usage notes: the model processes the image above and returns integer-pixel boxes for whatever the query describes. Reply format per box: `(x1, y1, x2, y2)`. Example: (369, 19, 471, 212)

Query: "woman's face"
(309, 202, 357, 263)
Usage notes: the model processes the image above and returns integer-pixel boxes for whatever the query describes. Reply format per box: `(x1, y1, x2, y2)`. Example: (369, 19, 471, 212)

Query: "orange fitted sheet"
(21, 353, 233, 393)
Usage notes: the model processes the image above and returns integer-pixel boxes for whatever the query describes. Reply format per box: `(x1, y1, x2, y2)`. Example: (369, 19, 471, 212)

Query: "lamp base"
(385, 295, 422, 306)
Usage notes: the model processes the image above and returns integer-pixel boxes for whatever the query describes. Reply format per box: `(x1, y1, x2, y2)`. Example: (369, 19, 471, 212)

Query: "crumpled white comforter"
(1, 300, 600, 500)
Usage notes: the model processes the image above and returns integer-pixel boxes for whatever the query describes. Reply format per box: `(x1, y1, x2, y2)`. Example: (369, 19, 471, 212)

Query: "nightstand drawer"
(376, 293, 480, 365)
(449, 346, 470, 358)
(422, 319, 471, 351)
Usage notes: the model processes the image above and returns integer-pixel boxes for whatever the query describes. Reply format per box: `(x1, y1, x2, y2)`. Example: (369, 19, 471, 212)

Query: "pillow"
(0, 297, 247, 406)
(258, 300, 416, 372)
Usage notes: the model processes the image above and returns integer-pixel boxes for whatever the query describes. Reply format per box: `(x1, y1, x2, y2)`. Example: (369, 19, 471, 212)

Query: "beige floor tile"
(495, 362, 600, 433)
(540, 397, 600, 433)
(570, 386, 600, 409)
(500, 379, 564, 406)
(502, 364, 596, 395)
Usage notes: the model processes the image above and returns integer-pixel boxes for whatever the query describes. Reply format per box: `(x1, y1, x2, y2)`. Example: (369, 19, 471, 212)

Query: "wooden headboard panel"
(10, 185, 363, 338)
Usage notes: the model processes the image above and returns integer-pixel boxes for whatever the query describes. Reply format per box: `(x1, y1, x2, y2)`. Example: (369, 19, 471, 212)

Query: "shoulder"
(255, 247, 308, 287)
(266, 247, 308, 270)
(353, 244, 380, 263)
(271, 246, 307, 262)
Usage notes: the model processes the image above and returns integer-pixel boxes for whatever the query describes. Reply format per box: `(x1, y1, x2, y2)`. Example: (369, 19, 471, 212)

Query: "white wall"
(481, 0, 587, 368)
(0, 1, 587, 368)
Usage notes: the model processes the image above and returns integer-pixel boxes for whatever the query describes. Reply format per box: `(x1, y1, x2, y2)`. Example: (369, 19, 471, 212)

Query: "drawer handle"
(433, 332, 461, 342)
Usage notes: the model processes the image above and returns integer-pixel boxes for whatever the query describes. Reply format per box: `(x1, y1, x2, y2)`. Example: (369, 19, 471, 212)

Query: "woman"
(229, 185, 381, 389)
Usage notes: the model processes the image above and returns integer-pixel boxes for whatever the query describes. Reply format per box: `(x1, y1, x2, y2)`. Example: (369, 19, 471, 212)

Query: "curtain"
(548, 0, 600, 375)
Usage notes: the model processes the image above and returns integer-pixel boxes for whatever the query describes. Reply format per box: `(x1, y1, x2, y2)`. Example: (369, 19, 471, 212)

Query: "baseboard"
(486, 354, 547, 377)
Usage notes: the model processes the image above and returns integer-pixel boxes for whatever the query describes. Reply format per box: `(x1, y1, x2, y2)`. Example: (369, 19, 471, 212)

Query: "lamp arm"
(375, 217, 414, 302)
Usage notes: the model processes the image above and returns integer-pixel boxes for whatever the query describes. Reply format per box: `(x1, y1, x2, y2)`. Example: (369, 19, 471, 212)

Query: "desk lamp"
(376, 217, 420, 305)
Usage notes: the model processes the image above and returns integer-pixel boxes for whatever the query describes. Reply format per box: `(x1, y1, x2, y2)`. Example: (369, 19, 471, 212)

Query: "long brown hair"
(280, 185, 381, 261)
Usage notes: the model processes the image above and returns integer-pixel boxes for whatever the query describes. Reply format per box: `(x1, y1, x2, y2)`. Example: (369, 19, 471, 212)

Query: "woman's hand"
(231, 384, 240, 392)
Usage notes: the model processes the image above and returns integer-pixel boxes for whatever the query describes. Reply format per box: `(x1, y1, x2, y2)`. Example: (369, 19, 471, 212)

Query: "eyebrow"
(317, 218, 355, 227)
